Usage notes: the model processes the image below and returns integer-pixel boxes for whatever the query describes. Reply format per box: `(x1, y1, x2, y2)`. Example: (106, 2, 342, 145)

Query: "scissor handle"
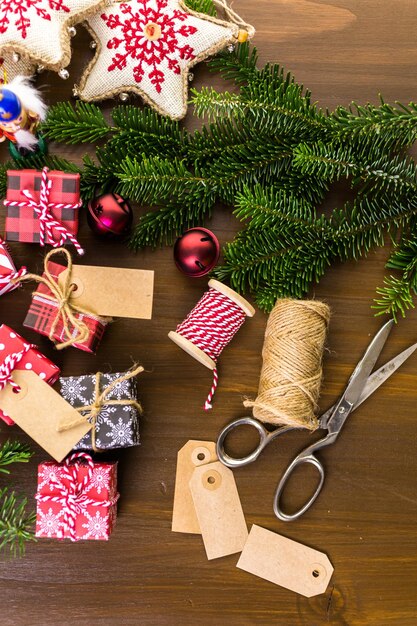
(217, 416, 295, 468)
(273, 447, 325, 522)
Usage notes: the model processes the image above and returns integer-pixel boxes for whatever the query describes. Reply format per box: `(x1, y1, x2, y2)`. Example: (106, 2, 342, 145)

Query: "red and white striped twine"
(0, 342, 34, 393)
(35, 452, 119, 542)
(4, 167, 84, 255)
(175, 288, 247, 410)
(0, 265, 27, 291)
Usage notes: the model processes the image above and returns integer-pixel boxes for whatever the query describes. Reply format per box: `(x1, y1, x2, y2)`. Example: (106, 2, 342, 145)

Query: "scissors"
(217, 319, 417, 522)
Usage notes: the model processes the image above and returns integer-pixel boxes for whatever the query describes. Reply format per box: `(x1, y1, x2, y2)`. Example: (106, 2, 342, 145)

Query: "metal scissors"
(217, 319, 417, 522)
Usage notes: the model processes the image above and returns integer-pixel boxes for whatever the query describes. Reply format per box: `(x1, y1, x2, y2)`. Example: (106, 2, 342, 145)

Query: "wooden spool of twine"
(244, 299, 331, 430)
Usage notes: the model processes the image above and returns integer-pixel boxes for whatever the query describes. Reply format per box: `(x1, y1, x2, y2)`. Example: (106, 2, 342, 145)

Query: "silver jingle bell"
(12, 52, 20, 63)
(119, 92, 129, 102)
(72, 85, 79, 97)
(188, 72, 194, 82)
(58, 68, 70, 80)
(68, 26, 77, 37)
(89, 40, 97, 50)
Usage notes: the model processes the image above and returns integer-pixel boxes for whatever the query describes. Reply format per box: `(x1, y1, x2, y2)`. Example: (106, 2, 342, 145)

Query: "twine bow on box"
(12, 247, 104, 350)
(57, 366, 144, 452)
(35, 452, 119, 542)
(0, 343, 34, 393)
(4, 167, 84, 255)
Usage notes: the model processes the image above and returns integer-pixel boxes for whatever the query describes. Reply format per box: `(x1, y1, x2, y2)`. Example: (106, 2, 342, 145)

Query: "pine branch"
(207, 41, 259, 84)
(0, 488, 36, 557)
(331, 99, 417, 149)
(42, 101, 111, 144)
(0, 441, 33, 474)
(184, 0, 216, 16)
(214, 192, 417, 310)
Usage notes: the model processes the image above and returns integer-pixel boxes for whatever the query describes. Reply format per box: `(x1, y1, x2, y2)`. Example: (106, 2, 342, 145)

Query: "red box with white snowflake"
(35, 454, 119, 542)
(0, 324, 60, 426)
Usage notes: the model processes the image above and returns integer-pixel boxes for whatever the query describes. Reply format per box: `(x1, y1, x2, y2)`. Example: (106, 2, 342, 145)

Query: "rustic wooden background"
(1, 0, 417, 624)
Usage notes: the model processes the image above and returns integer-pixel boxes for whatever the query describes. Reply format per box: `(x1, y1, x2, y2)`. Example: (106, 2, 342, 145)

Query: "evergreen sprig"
(40, 42, 417, 314)
(0, 441, 35, 557)
(0, 440, 32, 474)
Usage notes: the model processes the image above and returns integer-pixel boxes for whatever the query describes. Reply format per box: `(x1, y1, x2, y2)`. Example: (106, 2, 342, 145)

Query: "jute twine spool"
(244, 299, 330, 430)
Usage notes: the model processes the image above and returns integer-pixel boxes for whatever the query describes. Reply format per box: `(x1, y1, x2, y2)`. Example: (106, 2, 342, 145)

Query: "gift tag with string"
(172, 440, 218, 534)
(189, 460, 248, 560)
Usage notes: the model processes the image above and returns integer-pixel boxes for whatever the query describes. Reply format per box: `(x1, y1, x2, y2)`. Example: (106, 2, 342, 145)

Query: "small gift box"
(35, 453, 119, 541)
(4, 167, 83, 254)
(59, 367, 143, 451)
(0, 237, 26, 297)
(23, 249, 109, 354)
(0, 324, 60, 426)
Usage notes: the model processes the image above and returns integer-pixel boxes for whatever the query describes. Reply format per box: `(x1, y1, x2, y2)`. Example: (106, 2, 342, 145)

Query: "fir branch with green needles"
(0, 441, 36, 557)
(40, 41, 417, 315)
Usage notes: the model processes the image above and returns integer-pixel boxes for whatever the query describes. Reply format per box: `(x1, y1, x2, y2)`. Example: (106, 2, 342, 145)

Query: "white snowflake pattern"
(36, 506, 64, 538)
(104, 415, 135, 447)
(101, 373, 136, 401)
(85, 465, 111, 495)
(60, 376, 90, 406)
(37, 463, 63, 491)
(80, 509, 109, 540)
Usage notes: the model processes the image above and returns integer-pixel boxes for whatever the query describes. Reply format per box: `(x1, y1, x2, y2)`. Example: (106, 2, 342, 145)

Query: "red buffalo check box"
(0, 237, 26, 297)
(0, 324, 60, 426)
(35, 454, 119, 542)
(23, 259, 109, 354)
(4, 169, 81, 248)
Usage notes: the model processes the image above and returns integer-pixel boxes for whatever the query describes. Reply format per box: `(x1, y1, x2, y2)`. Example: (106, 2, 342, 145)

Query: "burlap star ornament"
(77, 0, 254, 119)
(0, 54, 35, 82)
(0, 0, 108, 71)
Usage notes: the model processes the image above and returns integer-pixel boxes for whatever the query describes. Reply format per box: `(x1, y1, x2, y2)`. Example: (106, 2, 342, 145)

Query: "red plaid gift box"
(23, 258, 109, 354)
(0, 324, 60, 425)
(35, 453, 119, 541)
(4, 168, 83, 254)
(0, 237, 26, 297)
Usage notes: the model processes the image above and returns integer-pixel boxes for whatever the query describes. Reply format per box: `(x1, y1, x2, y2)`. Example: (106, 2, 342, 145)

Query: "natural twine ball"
(244, 299, 331, 430)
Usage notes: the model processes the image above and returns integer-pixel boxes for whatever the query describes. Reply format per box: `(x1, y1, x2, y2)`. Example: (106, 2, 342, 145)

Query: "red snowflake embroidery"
(0, 0, 70, 40)
(102, 0, 197, 93)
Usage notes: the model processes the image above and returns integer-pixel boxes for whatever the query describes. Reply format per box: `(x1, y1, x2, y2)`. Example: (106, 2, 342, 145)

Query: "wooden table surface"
(1, 1, 417, 624)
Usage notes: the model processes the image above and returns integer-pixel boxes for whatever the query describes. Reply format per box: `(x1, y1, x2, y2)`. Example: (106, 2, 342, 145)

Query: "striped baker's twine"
(0, 342, 34, 393)
(0, 265, 27, 292)
(35, 452, 119, 542)
(175, 288, 247, 410)
(4, 167, 84, 255)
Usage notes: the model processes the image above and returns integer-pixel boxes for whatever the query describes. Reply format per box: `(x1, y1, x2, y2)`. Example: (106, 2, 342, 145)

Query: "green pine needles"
(0, 440, 36, 557)
(39, 42, 417, 317)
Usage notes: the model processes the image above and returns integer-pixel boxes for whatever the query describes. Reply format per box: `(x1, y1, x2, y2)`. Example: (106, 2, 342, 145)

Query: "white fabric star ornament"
(0, 54, 35, 81)
(78, 0, 241, 119)
(0, 0, 108, 70)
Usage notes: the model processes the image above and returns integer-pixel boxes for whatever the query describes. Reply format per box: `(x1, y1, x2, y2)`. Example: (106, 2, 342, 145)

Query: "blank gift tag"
(172, 440, 217, 534)
(60, 265, 154, 319)
(237, 525, 334, 597)
(189, 460, 248, 560)
(0, 370, 92, 462)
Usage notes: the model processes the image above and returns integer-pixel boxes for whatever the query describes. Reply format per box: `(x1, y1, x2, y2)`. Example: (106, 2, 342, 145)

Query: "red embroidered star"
(0, 0, 108, 70)
(78, 0, 238, 119)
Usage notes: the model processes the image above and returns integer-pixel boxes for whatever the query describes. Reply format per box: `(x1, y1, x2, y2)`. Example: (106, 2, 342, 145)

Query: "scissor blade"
(319, 340, 417, 428)
(343, 319, 394, 407)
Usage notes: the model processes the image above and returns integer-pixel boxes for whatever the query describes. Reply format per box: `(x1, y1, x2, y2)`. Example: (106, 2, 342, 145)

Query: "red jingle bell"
(174, 227, 220, 277)
(87, 193, 133, 239)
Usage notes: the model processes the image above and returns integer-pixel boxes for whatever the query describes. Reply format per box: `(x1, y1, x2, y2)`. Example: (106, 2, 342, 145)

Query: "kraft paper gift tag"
(172, 440, 218, 534)
(59, 265, 154, 319)
(237, 525, 334, 597)
(189, 460, 248, 560)
(0, 370, 92, 462)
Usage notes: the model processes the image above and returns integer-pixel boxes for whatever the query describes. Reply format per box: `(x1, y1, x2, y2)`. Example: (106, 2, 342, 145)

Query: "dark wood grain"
(1, 1, 417, 624)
